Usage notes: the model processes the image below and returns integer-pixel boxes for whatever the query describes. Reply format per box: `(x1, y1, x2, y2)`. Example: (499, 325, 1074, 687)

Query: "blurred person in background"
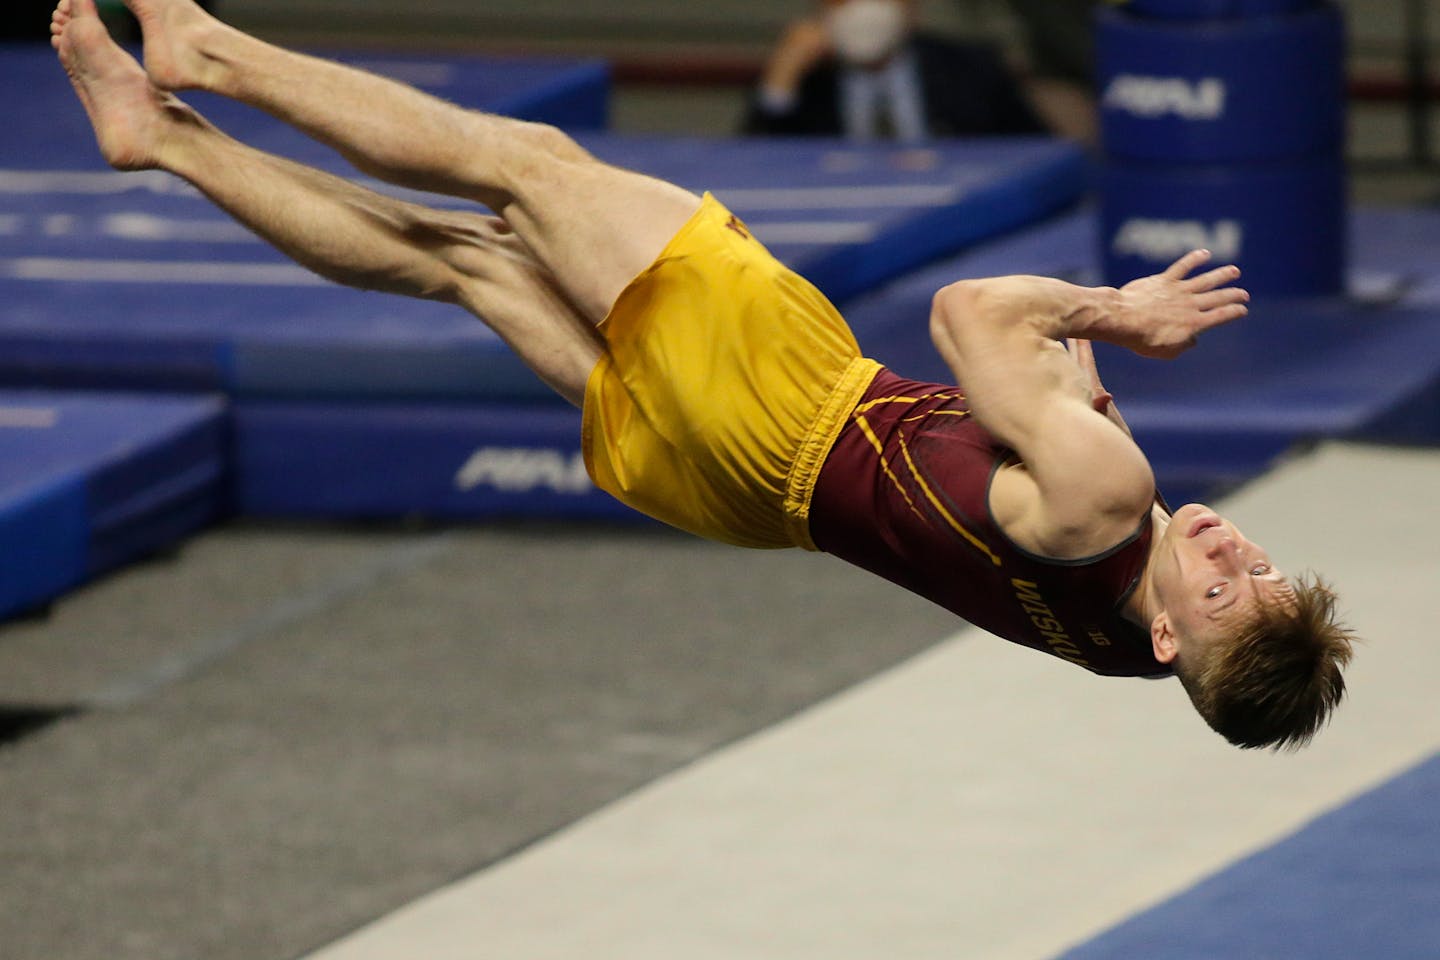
(1001, 0, 1099, 145)
(742, 0, 1046, 142)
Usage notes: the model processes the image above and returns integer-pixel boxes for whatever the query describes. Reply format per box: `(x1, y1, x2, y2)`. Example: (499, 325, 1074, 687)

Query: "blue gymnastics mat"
(233, 401, 623, 521)
(0, 390, 227, 619)
(0, 133, 1085, 404)
(843, 206, 1440, 507)
(0, 44, 613, 404)
(1058, 750, 1440, 960)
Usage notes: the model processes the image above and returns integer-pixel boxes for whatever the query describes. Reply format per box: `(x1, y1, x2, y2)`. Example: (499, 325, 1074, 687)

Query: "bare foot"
(53, 0, 182, 170)
(120, 0, 226, 91)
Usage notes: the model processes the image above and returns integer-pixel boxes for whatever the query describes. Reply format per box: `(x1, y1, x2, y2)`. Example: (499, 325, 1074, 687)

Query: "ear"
(1151, 611, 1178, 664)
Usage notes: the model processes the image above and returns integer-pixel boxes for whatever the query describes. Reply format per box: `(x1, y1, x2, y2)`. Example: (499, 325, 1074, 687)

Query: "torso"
(808, 367, 1168, 678)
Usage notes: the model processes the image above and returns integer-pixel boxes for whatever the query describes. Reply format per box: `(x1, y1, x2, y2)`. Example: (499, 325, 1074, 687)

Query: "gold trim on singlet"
(847, 391, 1003, 567)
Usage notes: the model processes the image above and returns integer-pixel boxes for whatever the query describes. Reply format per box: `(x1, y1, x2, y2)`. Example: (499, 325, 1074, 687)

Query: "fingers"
(1184, 264, 1244, 294)
(1163, 248, 1212, 280)
(1194, 285, 1250, 311)
(1198, 301, 1248, 330)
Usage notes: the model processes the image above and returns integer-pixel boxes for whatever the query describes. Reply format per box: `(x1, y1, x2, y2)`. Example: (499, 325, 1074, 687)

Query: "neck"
(1125, 504, 1171, 628)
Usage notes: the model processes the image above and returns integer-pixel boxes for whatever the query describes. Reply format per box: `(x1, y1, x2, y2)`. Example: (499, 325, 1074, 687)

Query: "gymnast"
(51, 0, 1354, 749)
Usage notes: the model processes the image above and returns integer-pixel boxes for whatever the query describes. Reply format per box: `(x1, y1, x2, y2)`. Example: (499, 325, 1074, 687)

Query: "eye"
(1206, 584, 1225, 599)
(1250, 563, 1271, 576)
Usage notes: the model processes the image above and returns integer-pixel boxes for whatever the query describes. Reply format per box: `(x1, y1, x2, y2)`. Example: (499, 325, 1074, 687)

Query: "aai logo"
(454, 447, 592, 494)
(1102, 75, 1227, 121)
(1112, 219, 1243, 263)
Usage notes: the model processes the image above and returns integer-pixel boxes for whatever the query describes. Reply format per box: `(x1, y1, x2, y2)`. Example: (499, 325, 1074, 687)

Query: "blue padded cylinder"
(1098, 4, 1345, 163)
(1100, 159, 1346, 297)
(1125, 0, 1315, 19)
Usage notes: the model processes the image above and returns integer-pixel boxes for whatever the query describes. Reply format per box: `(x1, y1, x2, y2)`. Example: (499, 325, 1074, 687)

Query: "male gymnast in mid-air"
(52, 0, 1353, 750)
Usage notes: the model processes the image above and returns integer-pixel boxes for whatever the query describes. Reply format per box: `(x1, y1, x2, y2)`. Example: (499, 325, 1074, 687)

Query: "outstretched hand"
(1107, 250, 1249, 359)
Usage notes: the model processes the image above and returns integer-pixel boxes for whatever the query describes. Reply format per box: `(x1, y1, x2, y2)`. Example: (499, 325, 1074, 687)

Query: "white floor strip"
(304, 443, 1440, 960)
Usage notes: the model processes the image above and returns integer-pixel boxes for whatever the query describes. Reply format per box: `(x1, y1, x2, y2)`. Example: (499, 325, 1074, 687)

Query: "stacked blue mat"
(0, 390, 226, 619)
(0, 44, 1094, 613)
(18, 38, 1440, 611)
(0, 44, 614, 611)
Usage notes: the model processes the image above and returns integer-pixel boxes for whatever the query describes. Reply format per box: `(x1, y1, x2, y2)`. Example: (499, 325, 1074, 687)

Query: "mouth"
(1185, 511, 1224, 539)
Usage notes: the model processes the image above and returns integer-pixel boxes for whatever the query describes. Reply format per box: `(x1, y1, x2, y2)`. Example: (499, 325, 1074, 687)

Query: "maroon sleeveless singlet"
(808, 368, 1168, 678)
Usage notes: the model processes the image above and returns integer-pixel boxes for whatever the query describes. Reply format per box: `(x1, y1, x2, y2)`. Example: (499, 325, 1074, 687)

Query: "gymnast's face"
(1149, 504, 1296, 659)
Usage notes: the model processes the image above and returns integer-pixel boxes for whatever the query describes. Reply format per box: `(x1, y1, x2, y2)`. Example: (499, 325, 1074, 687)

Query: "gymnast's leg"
(52, 0, 600, 406)
(118, 0, 701, 324)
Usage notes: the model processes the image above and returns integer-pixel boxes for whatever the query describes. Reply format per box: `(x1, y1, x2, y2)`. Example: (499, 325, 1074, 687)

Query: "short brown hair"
(1174, 573, 1355, 750)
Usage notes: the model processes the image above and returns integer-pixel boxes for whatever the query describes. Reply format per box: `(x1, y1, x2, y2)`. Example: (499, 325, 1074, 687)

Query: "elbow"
(929, 279, 987, 352)
(931, 278, 987, 319)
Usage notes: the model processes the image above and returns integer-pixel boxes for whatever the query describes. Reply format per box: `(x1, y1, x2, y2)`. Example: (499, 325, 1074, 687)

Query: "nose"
(1206, 536, 1242, 565)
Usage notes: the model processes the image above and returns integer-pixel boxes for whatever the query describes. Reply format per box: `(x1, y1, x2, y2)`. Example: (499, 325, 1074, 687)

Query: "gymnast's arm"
(927, 251, 1248, 558)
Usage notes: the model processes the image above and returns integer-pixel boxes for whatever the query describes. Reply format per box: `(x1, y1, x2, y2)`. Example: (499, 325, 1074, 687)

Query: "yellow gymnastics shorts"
(582, 193, 881, 550)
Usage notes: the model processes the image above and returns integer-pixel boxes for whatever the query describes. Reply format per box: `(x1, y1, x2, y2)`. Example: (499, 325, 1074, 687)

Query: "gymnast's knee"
(480, 119, 597, 184)
(517, 120, 594, 164)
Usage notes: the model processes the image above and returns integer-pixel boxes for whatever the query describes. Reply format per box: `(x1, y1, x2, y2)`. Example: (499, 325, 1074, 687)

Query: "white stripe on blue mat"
(747, 221, 877, 245)
(302, 444, 1440, 960)
(0, 168, 194, 196)
(0, 257, 329, 285)
(718, 185, 962, 209)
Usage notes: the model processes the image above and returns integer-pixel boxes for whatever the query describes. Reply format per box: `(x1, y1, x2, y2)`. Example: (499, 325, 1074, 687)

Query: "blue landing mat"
(233, 400, 625, 521)
(0, 45, 613, 404)
(0, 134, 1085, 403)
(843, 206, 1440, 507)
(1058, 751, 1440, 960)
(0, 391, 227, 619)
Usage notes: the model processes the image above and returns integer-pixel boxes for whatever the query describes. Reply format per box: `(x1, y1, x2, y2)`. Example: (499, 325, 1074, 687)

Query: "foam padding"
(232, 400, 633, 521)
(1097, 4, 1345, 163)
(1099, 158, 1347, 296)
(1059, 751, 1440, 960)
(0, 391, 227, 618)
(1, 130, 1085, 403)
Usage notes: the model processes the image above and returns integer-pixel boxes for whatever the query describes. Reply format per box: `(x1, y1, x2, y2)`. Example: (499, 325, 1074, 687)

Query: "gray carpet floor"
(0, 521, 958, 960)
